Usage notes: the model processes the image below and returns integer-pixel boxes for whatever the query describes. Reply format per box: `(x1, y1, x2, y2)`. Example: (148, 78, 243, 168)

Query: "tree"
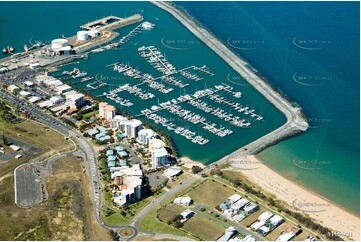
(172, 215, 179, 222)
(2, 135, 9, 146)
(191, 165, 203, 174)
(173, 220, 183, 228)
(233, 178, 241, 187)
(214, 170, 223, 176)
(109, 230, 118, 241)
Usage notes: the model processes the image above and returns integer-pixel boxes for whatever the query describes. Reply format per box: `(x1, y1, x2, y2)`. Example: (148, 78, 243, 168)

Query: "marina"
(29, 3, 287, 164)
(138, 84, 264, 140)
(138, 45, 177, 75)
(109, 62, 210, 93)
(0, 2, 358, 238)
(118, 21, 155, 45)
(60, 37, 267, 147)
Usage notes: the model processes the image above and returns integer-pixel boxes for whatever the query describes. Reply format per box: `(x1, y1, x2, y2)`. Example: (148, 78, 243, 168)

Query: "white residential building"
(174, 196, 193, 206)
(111, 164, 144, 206)
(258, 211, 274, 223)
(99, 102, 116, 120)
(56, 84, 72, 94)
(50, 96, 65, 104)
(137, 128, 155, 145)
(149, 138, 166, 152)
(7, 85, 20, 93)
(28, 96, 41, 103)
(65, 92, 85, 109)
(124, 119, 142, 138)
(19, 91, 31, 97)
(110, 115, 128, 129)
(151, 147, 168, 168)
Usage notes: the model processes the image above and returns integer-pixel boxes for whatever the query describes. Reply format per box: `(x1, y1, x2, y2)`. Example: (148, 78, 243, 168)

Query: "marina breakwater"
(152, 1, 309, 164)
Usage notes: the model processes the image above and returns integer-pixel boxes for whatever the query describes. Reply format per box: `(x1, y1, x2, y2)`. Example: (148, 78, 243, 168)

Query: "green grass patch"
(182, 214, 227, 241)
(187, 179, 235, 208)
(138, 205, 194, 239)
(153, 189, 166, 198)
(158, 204, 184, 223)
(82, 110, 99, 119)
(198, 208, 233, 226)
(161, 180, 201, 206)
(103, 199, 151, 226)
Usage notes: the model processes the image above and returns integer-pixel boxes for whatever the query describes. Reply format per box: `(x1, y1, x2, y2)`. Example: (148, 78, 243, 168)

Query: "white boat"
(72, 72, 87, 79)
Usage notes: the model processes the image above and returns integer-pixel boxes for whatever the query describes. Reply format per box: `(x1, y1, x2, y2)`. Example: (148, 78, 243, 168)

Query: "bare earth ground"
(0, 155, 110, 241)
(0, 120, 73, 177)
(230, 155, 360, 240)
(136, 237, 176, 241)
(48, 156, 111, 241)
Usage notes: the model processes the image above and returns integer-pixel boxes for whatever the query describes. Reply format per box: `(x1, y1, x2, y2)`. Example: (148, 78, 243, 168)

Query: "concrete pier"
(80, 14, 144, 31)
(0, 14, 143, 72)
(152, 2, 309, 163)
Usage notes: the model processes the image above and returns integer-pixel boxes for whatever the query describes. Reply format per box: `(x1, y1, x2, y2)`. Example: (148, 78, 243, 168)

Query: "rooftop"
(164, 166, 182, 177)
(152, 147, 168, 157)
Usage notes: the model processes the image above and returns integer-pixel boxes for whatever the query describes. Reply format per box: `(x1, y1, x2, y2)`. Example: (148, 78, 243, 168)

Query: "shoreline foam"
(154, 2, 359, 240)
(231, 155, 360, 240)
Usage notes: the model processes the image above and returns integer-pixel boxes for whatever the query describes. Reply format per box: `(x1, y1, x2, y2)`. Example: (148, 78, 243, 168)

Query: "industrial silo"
(77, 31, 89, 41)
(88, 30, 100, 38)
(51, 39, 69, 51)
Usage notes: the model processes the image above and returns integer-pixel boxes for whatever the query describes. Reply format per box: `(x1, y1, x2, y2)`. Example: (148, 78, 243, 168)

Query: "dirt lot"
(187, 180, 236, 208)
(182, 214, 227, 240)
(0, 119, 73, 177)
(0, 156, 111, 241)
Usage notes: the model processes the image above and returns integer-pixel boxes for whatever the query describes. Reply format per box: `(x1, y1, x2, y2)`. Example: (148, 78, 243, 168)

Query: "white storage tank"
(88, 30, 100, 38)
(51, 39, 68, 51)
(77, 31, 89, 41)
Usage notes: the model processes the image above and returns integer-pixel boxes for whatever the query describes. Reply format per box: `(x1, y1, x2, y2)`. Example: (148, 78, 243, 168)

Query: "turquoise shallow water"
(177, 1, 360, 214)
(0, 2, 285, 163)
(0, 1, 359, 214)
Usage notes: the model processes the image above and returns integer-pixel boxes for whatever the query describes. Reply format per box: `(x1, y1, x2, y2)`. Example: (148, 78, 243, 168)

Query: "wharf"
(80, 14, 143, 31)
(152, 2, 309, 159)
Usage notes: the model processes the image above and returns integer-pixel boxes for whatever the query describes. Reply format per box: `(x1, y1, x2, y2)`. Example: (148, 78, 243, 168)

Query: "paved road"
(0, 90, 111, 232)
(131, 174, 199, 228)
(0, 134, 43, 163)
(107, 142, 142, 165)
(135, 232, 193, 241)
(1, 89, 256, 241)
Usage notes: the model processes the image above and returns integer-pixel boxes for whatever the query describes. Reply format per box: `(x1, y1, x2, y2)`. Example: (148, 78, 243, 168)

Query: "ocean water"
(0, 2, 359, 214)
(0, 3, 286, 164)
(176, 1, 360, 214)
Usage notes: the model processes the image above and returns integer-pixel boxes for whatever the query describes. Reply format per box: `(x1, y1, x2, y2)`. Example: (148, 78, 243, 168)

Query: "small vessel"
(9, 46, 15, 53)
(91, 48, 105, 53)
(2, 47, 7, 54)
(72, 72, 87, 79)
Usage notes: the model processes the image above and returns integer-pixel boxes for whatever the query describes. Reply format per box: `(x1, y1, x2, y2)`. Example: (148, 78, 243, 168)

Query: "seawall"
(152, 1, 309, 164)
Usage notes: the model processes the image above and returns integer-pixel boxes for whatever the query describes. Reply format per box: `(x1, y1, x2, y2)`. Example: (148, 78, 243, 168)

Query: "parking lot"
(147, 172, 166, 188)
(14, 164, 43, 208)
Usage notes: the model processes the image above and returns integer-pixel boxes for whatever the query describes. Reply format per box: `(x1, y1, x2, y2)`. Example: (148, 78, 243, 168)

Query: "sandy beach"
(230, 155, 360, 240)
(153, 2, 359, 240)
(180, 156, 206, 169)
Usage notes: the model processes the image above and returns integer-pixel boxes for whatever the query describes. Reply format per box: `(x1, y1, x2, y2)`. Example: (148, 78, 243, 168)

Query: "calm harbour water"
(0, 1, 359, 214)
